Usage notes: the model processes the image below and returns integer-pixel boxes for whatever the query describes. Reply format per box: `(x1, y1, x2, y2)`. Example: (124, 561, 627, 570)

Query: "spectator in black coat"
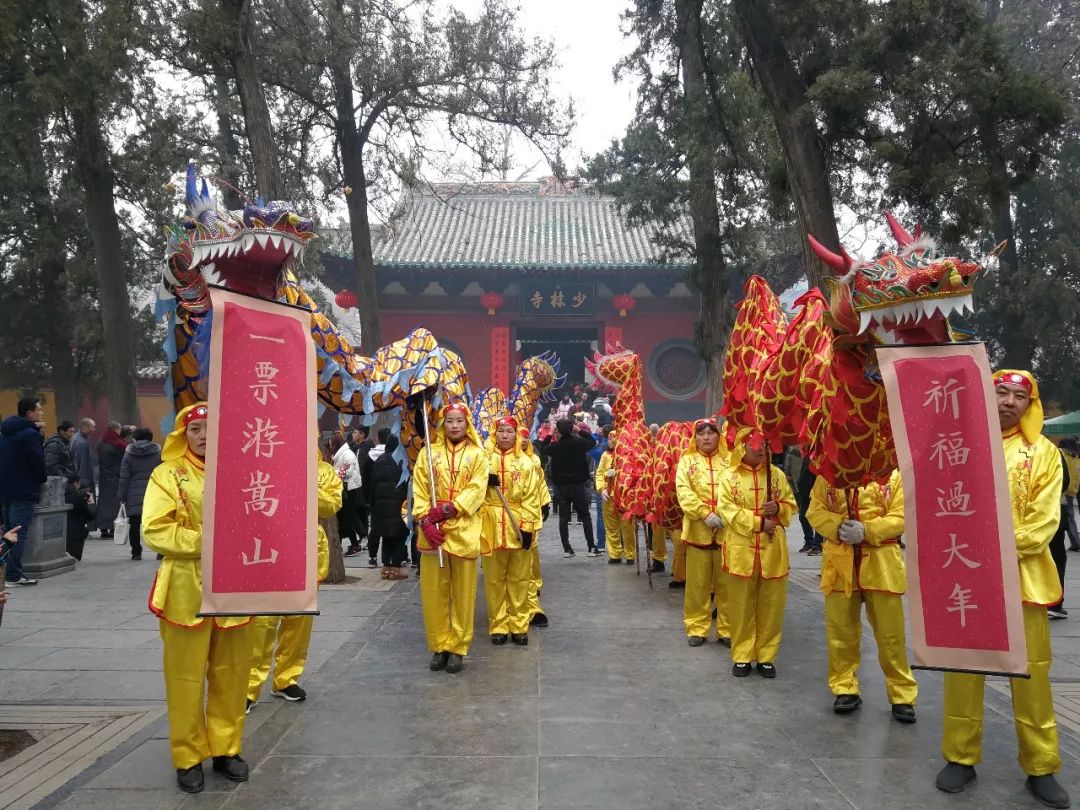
(542, 419, 599, 557)
(44, 421, 77, 479)
(349, 426, 375, 546)
(368, 433, 409, 579)
(0, 396, 47, 585)
(117, 428, 162, 560)
(64, 473, 96, 561)
(96, 421, 126, 538)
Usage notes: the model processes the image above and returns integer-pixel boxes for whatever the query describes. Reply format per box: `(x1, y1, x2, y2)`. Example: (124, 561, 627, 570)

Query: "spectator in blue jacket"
(0, 397, 47, 585)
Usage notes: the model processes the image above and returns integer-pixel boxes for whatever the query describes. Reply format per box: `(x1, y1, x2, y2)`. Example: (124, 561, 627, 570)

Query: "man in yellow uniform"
(806, 470, 918, 721)
(596, 429, 636, 564)
(412, 402, 489, 674)
(717, 431, 796, 678)
(143, 403, 251, 794)
(482, 416, 543, 646)
(246, 452, 342, 710)
(675, 418, 731, 647)
(937, 370, 1069, 809)
(520, 426, 551, 627)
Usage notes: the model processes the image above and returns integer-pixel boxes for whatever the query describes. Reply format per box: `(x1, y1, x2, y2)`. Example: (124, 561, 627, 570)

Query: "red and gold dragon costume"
(722, 212, 988, 488)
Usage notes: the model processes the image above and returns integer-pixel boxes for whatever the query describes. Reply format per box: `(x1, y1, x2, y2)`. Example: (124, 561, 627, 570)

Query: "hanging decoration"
(481, 290, 504, 316)
(612, 293, 636, 317)
(335, 289, 358, 309)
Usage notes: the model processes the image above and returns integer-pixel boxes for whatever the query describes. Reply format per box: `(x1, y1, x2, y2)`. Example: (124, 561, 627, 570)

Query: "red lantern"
(481, 290, 504, 315)
(612, 293, 636, 317)
(335, 289, 358, 309)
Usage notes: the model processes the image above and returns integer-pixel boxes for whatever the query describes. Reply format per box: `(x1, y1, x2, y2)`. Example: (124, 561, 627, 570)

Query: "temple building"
(320, 179, 706, 422)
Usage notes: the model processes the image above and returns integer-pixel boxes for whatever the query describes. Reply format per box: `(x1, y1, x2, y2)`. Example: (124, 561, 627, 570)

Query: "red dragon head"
(585, 344, 640, 392)
(809, 212, 989, 346)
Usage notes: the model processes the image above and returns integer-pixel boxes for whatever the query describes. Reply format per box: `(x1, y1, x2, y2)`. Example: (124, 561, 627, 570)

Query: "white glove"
(704, 513, 724, 530)
(601, 491, 610, 502)
(605, 469, 616, 478)
(838, 520, 865, 545)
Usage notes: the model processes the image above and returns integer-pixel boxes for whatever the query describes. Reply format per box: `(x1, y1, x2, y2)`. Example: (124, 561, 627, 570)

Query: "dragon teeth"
(859, 311, 873, 333)
(255, 232, 269, 250)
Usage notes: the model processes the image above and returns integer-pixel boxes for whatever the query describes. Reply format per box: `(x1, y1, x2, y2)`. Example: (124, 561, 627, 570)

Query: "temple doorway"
(514, 326, 599, 394)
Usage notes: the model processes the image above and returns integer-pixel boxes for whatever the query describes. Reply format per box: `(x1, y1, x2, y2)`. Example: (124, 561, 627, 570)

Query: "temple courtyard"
(3, 525, 1080, 809)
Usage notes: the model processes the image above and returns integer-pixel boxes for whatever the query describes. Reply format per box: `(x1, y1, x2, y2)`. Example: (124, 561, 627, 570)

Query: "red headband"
(993, 372, 1033, 393)
(183, 405, 208, 426)
(518, 427, 530, 437)
(496, 416, 518, 429)
(694, 418, 718, 432)
(444, 402, 469, 416)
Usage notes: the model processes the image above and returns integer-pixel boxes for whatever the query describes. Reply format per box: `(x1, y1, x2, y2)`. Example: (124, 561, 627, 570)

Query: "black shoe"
(757, 662, 777, 679)
(176, 763, 205, 793)
(344, 545, 361, 557)
(530, 612, 549, 627)
(211, 755, 249, 782)
(587, 548, 602, 557)
(1049, 607, 1067, 620)
(272, 683, 306, 701)
(9, 576, 37, 586)
(608, 558, 622, 565)
(563, 550, 576, 558)
(891, 703, 916, 723)
(491, 634, 508, 646)
(733, 663, 751, 677)
(1026, 774, 1071, 808)
(245, 698, 256, 715)
(651, 560, 665, 573)
(687, 636, 706, 647)
(445, 653, 463, 673)
(430, 652, 449, 671)
(131, 554, 142, 561)
(833, 694, 862, 714)
(511, 633, 528, 646)
(718, 636, 731, 647)
(935, 762, 976, 794)
(367, 557, 378, 568)
(156, 553, 164, 560)
(668, 580, 685, 589)
(625, 558, 634, 565)
(798, 542, 812, 553)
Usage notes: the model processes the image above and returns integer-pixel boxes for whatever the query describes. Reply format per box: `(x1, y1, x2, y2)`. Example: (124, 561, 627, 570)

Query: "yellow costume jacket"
(316, 459, 343, 581)
(143, 454, 248, 629)
(717, 462, 796, 579)
(1065, 452, 1080, 499)
(675, 445, 729, 548)
(482, 445, 542, 553)
(1004, 431, 1064, 606)
(412, 437, 489, 559)
(595, 451, 614, 496)
(807, 471, 906, 596)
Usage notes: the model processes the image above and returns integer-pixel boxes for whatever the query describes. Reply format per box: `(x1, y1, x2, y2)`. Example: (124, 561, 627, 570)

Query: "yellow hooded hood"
(688, 417, 730, 459)
(993, 369, 1044, 444)
(434, 401, 483, 449)
(161, 402, 208, 462)
(727, 425, 765, 469)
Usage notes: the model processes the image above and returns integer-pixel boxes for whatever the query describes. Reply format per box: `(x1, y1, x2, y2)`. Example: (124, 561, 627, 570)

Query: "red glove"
(419, 518, 446, 547)
(431, 501, 457, 523)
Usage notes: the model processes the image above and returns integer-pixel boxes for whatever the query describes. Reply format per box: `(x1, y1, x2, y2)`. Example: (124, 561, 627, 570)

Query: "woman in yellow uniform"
(246, 446, 342, 710)
(143, 403, 251, 794)
(675, 418, 731, 647)
(412, 402, 489, 674)
(520, 426, 551, 627)
(936, 370, 1069, 809)
(596, 428, 636, 564)
(717, 431, 796, 678)
(806, 470, 917, 721)
(482, 416, 543, 645)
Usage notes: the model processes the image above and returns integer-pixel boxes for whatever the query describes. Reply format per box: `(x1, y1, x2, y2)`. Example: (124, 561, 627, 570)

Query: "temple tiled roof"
(330, 180, 693, 270)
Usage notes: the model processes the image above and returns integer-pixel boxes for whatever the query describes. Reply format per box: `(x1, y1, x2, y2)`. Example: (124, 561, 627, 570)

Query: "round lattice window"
(647, 339, 706, 400)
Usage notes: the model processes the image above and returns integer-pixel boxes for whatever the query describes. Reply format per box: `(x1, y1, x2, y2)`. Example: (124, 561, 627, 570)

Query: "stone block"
(22, 488, 76, 578)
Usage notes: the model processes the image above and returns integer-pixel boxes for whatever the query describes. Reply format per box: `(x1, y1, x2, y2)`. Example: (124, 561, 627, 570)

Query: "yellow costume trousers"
(727, 573, 787, 664)
(671, 536, 686, 583)
(482, 549, 532, 635)
(942, 604, 1060, 775)
(527, 541, 544, 619)
(160, 620, 252, 769)
(247, 614, 314, 702)
(825, 590, 917, 704)
(420, 553, 478, 656)
(683, 545, 729, 639)
(651, 525, 667, 563)
(603, 500, 636, 560)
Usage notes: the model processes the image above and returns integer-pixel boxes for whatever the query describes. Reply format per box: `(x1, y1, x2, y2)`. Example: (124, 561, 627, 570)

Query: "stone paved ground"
(4, 521, 1080, 809)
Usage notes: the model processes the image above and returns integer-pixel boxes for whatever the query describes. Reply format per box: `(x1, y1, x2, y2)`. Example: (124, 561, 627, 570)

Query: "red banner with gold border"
(200, 287, 318, 616)
(878, 344, 1027, 676)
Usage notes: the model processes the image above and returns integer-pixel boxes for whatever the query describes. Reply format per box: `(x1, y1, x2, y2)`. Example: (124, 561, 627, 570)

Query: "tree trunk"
(676, 0, 730, 415)
(211, 72, 245, 211)
(732, 0, 841, 290)
(70, 99, 139, 424)
(331, 55, 382, 355)
(221, 0, 284, 200)
(322, 516, 347, 584)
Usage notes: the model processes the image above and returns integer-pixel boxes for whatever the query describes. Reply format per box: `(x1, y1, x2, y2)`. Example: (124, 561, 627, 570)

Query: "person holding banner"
(675, 417, 731, 647)
(481, 416, 543, 646)
(246, 450, 342, 710)
(142, 403, 252, 794)
(936, 369, 1069, 809)
(806, 470, 918, 721)
(520, 426, 551, 628)
(412, 402, 489, 674)
(717, 431, 796, 678)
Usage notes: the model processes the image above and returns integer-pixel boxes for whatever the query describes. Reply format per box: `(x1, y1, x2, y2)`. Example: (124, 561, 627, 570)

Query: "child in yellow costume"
(806, 470, 918, 722)
(481, 416, 543, 646)
(675, 418, 731, 647)
(412, 402, 489, 674)
(143, 403, 251, 794)
(246, 452, 342, 709)
(936, 370, 1069, 809)
(520, 426, 551, 627)
(717, 431, 796, 678)
(596, 429, 636, 563)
